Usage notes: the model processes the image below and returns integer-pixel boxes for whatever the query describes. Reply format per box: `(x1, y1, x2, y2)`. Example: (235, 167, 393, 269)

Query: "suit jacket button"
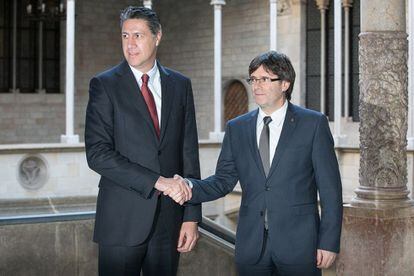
(158, 150, 161, 156)
(265, 186, 270, 191)
(260, 211, 264, 216)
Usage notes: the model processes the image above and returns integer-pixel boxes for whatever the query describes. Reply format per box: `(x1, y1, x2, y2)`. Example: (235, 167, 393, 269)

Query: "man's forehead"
(122, 19, 150, 30)
(251, 66, 278, 77)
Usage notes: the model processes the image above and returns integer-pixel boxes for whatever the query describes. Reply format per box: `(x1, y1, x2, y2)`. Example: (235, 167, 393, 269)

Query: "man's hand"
(154, 176, 191, 205)
(177, 221, 199, 253)
(169, 174, 193, 203)
(316, 249, 337, 269)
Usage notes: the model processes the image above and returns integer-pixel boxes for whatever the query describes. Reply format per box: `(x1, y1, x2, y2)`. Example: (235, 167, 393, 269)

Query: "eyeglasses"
(246, 77, 281, 85)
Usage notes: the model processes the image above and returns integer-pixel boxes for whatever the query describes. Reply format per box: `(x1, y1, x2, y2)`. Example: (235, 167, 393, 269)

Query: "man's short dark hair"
(120, 6, 161, 36)
(248, 51, 296, 101)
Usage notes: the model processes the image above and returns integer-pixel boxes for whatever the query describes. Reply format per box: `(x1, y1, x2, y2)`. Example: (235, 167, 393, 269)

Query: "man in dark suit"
(85, 6, 200, 276)
(171, 51, 343, 275)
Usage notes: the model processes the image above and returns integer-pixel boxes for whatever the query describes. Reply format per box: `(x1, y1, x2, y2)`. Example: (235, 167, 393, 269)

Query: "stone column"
(316, 0, 329, 115)
(61, 0, 79, 143)
(408, 0, 414, 148)
(336, 1, 414, 275)
(10, 0, 18, 93)
(333, 0, 343, 143)
(342, 0, 352, 118)
(143, 0, 152, 9)
(209, 0, 225, 141)
(352, 0, 412, 209)
(269, 0, 277, 50)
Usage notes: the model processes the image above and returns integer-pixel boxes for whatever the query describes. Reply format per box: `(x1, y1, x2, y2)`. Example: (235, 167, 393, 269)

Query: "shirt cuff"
(184, 178, 193, 188)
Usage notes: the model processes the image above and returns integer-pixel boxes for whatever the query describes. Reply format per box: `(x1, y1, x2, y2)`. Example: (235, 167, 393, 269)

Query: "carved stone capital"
(292, 0, 307, 4)
(278, 0, 292, 15)
(315, 0, 329, 10)
(354, 31, 412, 208)
(342, 0, 353, 8)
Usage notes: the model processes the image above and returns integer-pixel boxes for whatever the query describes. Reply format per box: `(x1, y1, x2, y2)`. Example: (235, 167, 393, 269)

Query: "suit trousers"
(237, 229, 321, 276)
(98, 195, 181, 276)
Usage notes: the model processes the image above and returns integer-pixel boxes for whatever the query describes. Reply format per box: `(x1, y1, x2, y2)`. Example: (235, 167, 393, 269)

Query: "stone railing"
(0, 212, 236, 275)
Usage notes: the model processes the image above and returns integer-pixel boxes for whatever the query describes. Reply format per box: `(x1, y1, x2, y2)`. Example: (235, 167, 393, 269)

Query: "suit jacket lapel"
(158, 63, 174, 145)
(116, 60, 159, 141)
(267, 102, 297, 179)
(246, 109, 267, 177)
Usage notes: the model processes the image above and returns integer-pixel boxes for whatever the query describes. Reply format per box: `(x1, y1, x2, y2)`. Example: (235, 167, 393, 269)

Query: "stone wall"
(0, 0, 335, 143)
(73, 0, 140, 141)
(2, 143, 411, 214)
(0, 144, 99, 200)
(0, 0, 137, 144)
(155, 0, 270, 138)
(0, 216, 236, 276)
(0, 94, 65, 143)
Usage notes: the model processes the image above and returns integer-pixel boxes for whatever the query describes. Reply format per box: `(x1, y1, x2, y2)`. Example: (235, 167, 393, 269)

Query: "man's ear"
(156, 31, 162, 46)
(282, 81, 291, 92)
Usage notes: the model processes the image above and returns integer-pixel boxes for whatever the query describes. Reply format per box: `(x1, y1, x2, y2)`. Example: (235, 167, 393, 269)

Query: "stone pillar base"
(336, 205, 414, 275)
(352, 186, 414, 209)
(60, 134, 79, 144)
(208, 131, 225, 142)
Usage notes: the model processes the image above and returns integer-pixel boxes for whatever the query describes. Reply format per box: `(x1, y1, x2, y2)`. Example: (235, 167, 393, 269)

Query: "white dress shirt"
(187, 101, 288, 189)
(129, 62, 162, 127)
(256, 100, 288, 166)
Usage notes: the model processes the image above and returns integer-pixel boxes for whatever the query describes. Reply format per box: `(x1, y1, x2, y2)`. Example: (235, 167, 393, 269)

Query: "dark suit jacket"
(189, 103, 342, 265)
(85, 60, 201, 246)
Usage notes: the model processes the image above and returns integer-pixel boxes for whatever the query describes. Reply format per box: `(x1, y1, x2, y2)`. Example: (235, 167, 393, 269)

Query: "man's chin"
(256, 103, 267, 109)
(127, 60, 144, 69)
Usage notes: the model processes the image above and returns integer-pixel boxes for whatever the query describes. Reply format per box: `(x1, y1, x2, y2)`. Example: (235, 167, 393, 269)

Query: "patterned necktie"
(141, 74, 160, 138)
(259, 116, 272, 177)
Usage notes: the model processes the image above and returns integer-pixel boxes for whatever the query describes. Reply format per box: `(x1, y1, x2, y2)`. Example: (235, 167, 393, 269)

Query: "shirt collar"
(129, 61, 158, 85)
(258, 100, 288, 127)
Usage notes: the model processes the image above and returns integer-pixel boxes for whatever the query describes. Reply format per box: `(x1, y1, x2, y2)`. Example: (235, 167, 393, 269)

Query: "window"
(306, 0, 360, 121)
(0, 0, 61, 93)
(224, 80, 248, 125)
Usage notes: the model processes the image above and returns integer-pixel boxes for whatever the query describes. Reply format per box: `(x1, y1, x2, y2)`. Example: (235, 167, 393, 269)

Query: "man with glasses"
(169, 51, 343, 275)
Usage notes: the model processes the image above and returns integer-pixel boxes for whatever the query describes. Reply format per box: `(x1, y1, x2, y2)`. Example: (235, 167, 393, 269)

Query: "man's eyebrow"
(122, 31, 143, 34)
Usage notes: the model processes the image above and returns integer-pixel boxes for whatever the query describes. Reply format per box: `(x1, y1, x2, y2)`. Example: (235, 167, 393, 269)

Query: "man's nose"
(252, 83, 261, 91)
(127, 37, 136, 48)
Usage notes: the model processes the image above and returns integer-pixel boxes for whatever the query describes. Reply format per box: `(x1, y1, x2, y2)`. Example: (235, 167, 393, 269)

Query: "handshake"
(154, 174, 192, 205)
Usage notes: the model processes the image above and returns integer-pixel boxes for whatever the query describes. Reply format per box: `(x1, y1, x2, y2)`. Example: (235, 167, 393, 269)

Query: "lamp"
(25, 0, 66, 21)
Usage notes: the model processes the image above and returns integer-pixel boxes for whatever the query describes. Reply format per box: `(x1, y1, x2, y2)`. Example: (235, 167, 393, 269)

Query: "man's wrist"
(154, 176, 164, 190)
(184, 178, 193, 188)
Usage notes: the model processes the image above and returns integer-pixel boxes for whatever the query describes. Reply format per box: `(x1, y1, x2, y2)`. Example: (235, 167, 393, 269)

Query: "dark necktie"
(141, 74, 160, 138)
(259, 116, 272, 177)
(259, 116, 272, 229)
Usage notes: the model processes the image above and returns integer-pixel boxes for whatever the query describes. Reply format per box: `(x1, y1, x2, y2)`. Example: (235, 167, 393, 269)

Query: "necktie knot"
(263, 116, 272, 126)
(141, 74, 149, 85)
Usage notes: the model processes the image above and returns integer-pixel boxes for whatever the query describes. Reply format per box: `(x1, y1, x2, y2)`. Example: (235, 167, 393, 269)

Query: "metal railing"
(0, 211, 236, 248)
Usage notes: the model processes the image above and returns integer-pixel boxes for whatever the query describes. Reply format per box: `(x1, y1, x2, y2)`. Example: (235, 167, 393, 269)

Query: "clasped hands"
(154, 174, 191, 205)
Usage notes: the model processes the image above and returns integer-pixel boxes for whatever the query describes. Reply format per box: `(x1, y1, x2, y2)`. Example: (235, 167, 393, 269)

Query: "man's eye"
(135, 34, 142, 38)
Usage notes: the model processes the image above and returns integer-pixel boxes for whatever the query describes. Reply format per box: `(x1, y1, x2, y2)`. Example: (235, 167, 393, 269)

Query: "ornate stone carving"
(315, 0, 329, 10)
(278, 0, 292, 15)
(342, 0, 353, 8)
(18, 155, 48, 190)
(355, 31, 412, 207)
